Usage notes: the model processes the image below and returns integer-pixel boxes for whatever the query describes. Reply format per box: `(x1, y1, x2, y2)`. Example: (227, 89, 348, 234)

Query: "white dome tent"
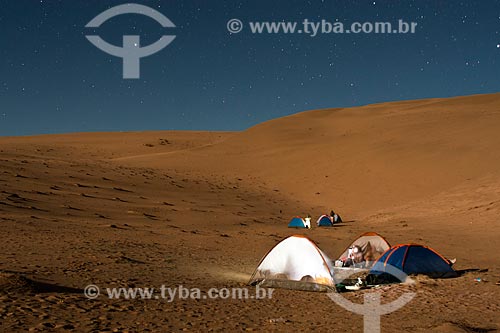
(248, 235, 335, 291)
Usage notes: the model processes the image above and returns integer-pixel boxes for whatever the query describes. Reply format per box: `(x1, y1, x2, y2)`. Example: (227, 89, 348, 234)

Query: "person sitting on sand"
(334, 214, 342, 223)
(351, 245, 364, 265)
(343, 245, 359, 267)
(344, 245, 364, 267)
(330, 210, 342, 223)
(304, 214, 312, 229)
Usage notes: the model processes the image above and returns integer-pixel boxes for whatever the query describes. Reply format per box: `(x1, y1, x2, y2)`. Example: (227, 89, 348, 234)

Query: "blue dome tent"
(369, 244, 457, 280)
(288, 217, 307, 228)
(317, 215, 334, 227)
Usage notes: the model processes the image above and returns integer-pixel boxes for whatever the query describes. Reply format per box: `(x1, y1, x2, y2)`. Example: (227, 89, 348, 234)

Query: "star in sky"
(1, 1, 500, 136)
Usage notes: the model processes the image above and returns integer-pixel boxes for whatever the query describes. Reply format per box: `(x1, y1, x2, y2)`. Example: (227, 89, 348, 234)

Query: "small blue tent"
(369, 244, 457, 280)
(317, 215, 334, 227)
(288, 217, 307, 228)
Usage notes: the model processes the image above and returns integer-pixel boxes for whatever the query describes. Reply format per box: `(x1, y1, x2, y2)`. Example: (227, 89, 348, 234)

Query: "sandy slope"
(118, 93, 500, 215)
(1, 93, 500, 332)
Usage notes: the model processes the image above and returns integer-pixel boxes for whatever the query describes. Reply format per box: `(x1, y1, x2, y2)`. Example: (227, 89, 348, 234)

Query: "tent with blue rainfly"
(288, 217, 307, 228)
(317, 215, 334, 227)
(369, 244, 457, 281)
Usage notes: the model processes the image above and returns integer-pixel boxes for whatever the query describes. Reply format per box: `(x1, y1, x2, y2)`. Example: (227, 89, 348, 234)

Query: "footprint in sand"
(113, 187, 132, 193)
(61, 204, 81, 211)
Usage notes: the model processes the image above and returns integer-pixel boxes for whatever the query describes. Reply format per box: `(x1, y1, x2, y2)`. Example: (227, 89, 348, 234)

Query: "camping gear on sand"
(249, 236, 458, 292)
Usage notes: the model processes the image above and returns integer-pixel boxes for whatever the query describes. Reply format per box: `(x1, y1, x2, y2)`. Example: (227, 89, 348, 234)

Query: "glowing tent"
(249, 235, 335, 291)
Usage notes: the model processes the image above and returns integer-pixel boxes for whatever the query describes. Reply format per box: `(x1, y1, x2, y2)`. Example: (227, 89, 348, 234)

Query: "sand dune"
(119, 93, 500, 215)
(1, 93, 499, 332)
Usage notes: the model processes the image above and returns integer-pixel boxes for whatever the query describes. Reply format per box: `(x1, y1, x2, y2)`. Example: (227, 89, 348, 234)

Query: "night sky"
(1, 0, 500, 136)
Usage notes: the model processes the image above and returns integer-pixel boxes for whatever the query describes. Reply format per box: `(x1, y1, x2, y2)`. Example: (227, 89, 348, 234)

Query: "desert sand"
(1, 93, 499, 332)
